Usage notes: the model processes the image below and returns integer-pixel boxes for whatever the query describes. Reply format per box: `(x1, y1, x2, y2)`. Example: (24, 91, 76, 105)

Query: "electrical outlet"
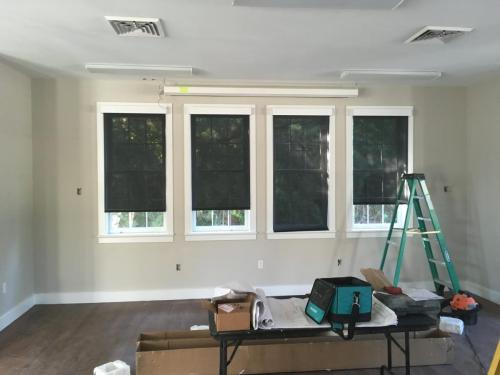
(337, 258, 342, 267)
(77, 187, 82, 195)
(176, 264, 181, 271)
(2, 282, 6, 294)
(257, 260, 264, 269)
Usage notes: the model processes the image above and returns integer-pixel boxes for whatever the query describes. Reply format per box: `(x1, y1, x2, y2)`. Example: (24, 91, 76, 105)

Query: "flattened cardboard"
(136, 329, 454, 375)
(361, 268, 393, 291)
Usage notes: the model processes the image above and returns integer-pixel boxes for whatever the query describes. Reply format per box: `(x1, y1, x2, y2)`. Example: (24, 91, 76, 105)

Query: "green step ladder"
(380, 173, 461, 294)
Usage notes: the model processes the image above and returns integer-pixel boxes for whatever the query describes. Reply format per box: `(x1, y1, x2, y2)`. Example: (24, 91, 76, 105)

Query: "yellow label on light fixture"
(179, 86, 189, 94)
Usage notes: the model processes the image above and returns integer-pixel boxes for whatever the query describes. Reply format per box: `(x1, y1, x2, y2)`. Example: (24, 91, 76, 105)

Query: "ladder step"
(407, 228, 441, 235)
(393, 227, 441, 235)
(417, 216, 432, 222)
(428, 258, 446, 266)
(397, 196, 424, 204)
(434, 278, 453, 289)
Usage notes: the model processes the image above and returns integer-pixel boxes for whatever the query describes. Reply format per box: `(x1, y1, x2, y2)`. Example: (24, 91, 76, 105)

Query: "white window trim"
(266, 105, 336, 240)
(345, 106, 414, 238)
(96, 102, 174, 243)
(183, 104, 257, 241)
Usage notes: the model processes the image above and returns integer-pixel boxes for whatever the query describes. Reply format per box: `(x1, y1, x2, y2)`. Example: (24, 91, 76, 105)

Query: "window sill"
(98, 234, 173, 243)
(267, 231, 336, 240)
(185, 232, 256, 241)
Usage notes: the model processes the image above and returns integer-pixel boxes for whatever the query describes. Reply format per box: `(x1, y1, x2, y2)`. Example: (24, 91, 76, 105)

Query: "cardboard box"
(136, 330, 454, 375)
(202, 295, 253, 332)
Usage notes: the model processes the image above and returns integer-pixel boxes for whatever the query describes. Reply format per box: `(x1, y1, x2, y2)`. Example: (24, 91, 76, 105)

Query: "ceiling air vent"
(105, 16, 165, 37)
(405, 26, 473, 44)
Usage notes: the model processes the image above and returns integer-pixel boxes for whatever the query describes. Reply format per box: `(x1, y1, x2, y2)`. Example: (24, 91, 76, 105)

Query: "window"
(184, 105, 256, 241)
(97, 103, 174, 243)
(266, 106, 335, 239)
(346, 106, 413, 236)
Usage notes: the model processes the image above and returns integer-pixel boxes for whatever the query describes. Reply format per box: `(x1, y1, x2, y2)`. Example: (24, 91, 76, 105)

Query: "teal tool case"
(305, 277, 373, 340)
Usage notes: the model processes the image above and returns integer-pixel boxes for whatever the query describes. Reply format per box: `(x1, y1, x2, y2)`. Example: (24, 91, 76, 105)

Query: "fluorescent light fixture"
(162, 86, 358, 98)
(85, 64, 193, 76)
(233, 0, 405, 9)
(340, 69, 442, 81)
(405, 26, 474, 44)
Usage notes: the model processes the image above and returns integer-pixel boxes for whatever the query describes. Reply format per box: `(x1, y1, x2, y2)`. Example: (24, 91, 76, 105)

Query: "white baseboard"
(462, 280, 500, 305)
(27, 279, 500, 307)
(34, 284, 314, 304)
(0, 295, 35, 332)
(35, 288, 214, 304)
(33, 281, 437, 305)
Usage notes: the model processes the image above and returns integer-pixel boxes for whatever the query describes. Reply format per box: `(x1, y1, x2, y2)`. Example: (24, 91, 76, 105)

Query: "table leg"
(405, 331, 410, 375)
(380, 331, 412, 375)
(219, 339, 227, 375)
(387, 332, 393, 370)
(380, 332, 393, 374)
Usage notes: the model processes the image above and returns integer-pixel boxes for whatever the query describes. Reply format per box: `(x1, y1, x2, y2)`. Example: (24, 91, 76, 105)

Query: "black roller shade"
(104, 113, 166, 212)
(353, 116, 408, 205)
(273, 115, 330, 232)
(191, 114, 250, 211)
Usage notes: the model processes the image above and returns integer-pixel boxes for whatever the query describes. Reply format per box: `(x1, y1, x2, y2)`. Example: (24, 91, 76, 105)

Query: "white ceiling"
(1, 0, 500, 85)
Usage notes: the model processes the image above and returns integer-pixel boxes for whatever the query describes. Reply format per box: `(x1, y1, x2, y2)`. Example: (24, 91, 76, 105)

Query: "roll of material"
(439, 316, 464, 335)
(252, 288, 274, 329)
(213, 281, 275, 330)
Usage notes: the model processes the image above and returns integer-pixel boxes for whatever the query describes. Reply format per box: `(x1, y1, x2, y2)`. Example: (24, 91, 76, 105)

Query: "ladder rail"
(412, 196, 441, 293)
(380, 177, 406, 271)
(392, 178, 417, 286)
(418, 179, 461, 292)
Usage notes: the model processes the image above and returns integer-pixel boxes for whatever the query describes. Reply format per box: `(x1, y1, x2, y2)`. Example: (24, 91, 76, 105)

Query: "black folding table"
(209, 310, 435, 375)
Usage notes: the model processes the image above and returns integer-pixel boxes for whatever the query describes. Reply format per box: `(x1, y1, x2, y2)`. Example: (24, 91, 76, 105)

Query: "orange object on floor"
(451, 293, 478, 311)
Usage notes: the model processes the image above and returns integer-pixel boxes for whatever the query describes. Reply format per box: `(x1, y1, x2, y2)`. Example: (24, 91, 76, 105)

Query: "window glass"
(103, 113, 167, 234)
(108, 212, 165, 233)
(104, 113, 166, 212)
(273, 115, 330, 232)
(353, 116, 408, 205)
(191, 115, 250, 211)
(190, 114, 251, 233)
(352, 115, 409, 228)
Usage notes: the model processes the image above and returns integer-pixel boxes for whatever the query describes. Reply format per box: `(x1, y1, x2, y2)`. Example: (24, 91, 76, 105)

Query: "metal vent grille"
(406, 26, 473, 44)
(105, 16, 165, 37)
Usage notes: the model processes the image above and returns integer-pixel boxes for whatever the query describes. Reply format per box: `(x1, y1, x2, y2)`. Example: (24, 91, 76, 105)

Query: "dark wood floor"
(0, 297, 498, 375)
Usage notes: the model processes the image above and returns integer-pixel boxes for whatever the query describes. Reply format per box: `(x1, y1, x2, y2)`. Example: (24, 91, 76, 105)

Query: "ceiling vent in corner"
(405, 26, 473, 44)
(105, 16, 165, 37)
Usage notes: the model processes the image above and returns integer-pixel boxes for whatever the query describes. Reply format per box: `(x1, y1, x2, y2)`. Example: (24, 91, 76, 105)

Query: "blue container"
(306, 277, 372, 339)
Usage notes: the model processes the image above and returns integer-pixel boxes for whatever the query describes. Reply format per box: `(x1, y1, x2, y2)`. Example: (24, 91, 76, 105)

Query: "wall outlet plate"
(2, 282, 6, 294)
(257, 260, 264, 269)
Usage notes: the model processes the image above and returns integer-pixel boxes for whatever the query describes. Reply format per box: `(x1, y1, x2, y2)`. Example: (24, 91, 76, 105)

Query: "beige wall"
(31, 78, 468, 296)
(465, 76, 500, 300)
(0, 61, 34, 316)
